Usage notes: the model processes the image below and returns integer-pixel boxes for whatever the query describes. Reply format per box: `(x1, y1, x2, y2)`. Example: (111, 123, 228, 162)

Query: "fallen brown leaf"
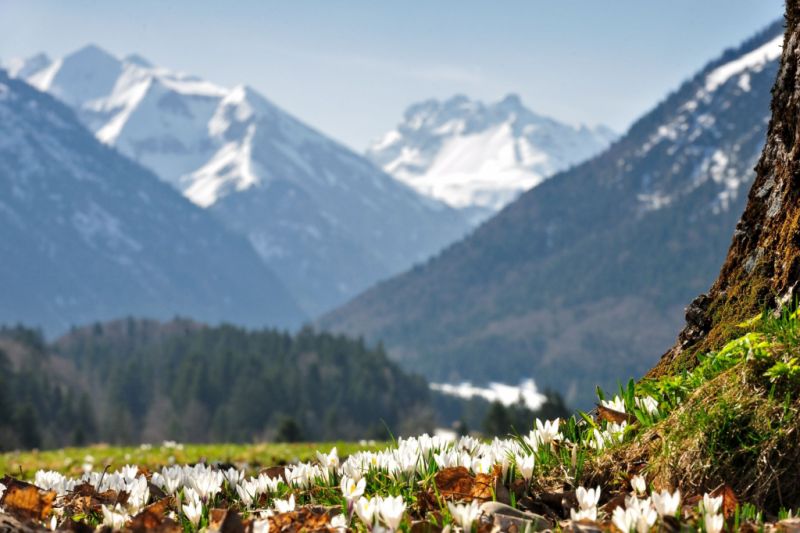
(596, 404, 635, 425)
(269, 507, 331, 532)
(1, 484, 55, 522)
(129, 497, 177, 532)
(711, 485, 739, 519)
(434, 467, 496, 503)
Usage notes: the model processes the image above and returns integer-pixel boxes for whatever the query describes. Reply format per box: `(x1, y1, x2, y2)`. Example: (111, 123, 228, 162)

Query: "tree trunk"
(650, 5, 800, 376)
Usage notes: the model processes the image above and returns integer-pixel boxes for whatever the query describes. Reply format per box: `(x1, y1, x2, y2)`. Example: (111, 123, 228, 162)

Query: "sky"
(0, 0, 784, 151)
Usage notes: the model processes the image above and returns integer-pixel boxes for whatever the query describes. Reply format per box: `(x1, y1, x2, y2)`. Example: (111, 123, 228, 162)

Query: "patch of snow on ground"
(430, 379, 547, 410)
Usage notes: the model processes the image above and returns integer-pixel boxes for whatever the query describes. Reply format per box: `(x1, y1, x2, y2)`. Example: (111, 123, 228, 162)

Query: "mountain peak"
(65, 44, 119, 67)
(6, 52, 51, 79)
(497, 93, 523, 110)
(123, 53, 153, 68)
(32, 44, 123, 106)
(368, 93, 615, 215)
(443, 93, 471, 107)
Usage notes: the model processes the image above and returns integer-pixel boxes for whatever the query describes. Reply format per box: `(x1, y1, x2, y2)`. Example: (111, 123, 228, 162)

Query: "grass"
(586, 307, 800, 512)
(0, 441, 385, 479)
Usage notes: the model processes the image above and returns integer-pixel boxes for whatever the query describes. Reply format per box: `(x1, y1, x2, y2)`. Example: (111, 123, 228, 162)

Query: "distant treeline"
(0, 319, 570, 451)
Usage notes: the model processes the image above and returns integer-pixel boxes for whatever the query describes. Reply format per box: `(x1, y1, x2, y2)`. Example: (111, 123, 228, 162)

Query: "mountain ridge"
(12, 46, 471, 315)
(366, 92, 616, 221)
(0, 68, 304, 334)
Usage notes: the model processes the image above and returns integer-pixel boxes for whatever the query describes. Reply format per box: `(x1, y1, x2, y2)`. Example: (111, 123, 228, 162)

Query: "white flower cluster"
(569, 476, 727, 533)
(9, 407, 726, 533)
(33, 464, 151, 527)
(18, 430, 556, 532)
(587, 394, 659, 451)
(353, 495, 407, 531)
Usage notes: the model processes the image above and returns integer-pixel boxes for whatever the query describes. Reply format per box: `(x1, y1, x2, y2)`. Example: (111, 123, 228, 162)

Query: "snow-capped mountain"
(13, 45, 470, 315)
(0, 69, 305, 334)
(367, 94, 616, 220)
(322, 21, 782, 408)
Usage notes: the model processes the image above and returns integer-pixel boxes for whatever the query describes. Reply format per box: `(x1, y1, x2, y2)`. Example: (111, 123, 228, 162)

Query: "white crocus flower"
(182, 498, 203, 528)
(48, 515, 58, 531)
(330, 514, 348, 531)
(120, 464, 139, 481)
(630, 498, 657, 533)
(701, 493, 723, 515)
(340, 475, 366, 502)
(588, 428, 607, 450)
(153, 468, 183, 495)
(285, 463, 324, 489)
(517, 454, 535, 481)
(259, 473, 282, 495)
(601, 396, 626, 413)
(522, 430, 541, 452)
(535, 418, 561, 445)
(273, 494, 296, 514)
(447, 500, 481, 531)
(34, 471, 75, 496)
(190, 469, 223, 501)
(470, 455, 493, 475)
(704, 511, 724, 533)
(317, 447, 340, 472)
(608, 421, 628, 441)
(651, 489, 681, 517)
(378, 496, 406, 531)
(341, 458, 365, 481)
(356, 496, 378, 526)
(223, 467, 243, 487)
(612, 505, 635, 533)
(570, 507, 597, 522)
(252, 518, 270, 533)
(236, 478, 260, 508)
(0, 482, 6, 501)
(101, 504, 130, 530)
(630, 475, 647, 496)
(575, 486, 601, 510)
(635, 396, 659, 416)
(126, 477, 150, 514)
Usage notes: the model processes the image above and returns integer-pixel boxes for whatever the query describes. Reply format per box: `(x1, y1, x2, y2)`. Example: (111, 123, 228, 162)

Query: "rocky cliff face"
(652, 9, 800, 375)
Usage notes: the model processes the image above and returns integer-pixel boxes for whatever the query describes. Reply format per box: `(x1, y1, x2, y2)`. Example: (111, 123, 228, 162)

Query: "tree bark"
(650, 5, 800, 376)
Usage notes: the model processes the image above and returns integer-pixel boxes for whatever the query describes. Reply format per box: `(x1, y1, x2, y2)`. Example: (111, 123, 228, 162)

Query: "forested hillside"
(0, 320, 432, 448)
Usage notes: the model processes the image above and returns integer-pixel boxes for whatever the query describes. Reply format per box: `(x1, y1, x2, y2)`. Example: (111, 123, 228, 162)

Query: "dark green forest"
(0, 319, 569, 451)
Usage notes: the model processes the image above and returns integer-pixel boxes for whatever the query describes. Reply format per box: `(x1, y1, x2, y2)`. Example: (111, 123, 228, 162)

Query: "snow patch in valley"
(430, 379, 546, 410)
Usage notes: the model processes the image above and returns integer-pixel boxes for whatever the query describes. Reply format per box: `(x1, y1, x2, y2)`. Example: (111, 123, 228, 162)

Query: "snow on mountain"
(0, 69, 305, 334)
(15, 45, 470, 315)
(631, 30, 783, 217)
(367, 94, 616, 220)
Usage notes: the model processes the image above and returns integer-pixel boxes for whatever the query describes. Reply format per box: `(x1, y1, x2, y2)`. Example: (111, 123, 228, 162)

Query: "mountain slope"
(15, 46, 470, 315)
(0, 69, 304, 334)
(321, 22, 783, 407)
(367, 94, 615, 221)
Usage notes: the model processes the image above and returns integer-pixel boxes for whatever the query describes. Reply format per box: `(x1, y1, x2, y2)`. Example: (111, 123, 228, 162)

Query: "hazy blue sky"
(1, 0, 784, 150)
